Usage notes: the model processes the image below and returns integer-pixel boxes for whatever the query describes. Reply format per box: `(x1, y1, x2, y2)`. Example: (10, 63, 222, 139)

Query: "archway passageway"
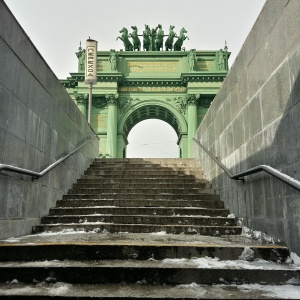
(126, 119, 179, 158)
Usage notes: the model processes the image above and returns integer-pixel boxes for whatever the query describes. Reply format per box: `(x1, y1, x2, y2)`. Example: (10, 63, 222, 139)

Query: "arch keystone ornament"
(61, 34, 229, 158)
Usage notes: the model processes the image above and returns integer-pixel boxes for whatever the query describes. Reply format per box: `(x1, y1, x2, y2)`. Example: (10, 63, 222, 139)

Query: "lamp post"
(84, 38, 98, 124)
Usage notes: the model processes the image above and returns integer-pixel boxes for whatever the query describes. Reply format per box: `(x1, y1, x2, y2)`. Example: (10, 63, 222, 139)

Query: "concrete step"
(56, 199, 225, 209)
(84, 170, 205, 177)
(0, 282, 298, 299)
(63, 193, 218, 200)
(94, 158, 198, 165)
(0, 242, 289, 262)
(67, 188, 216, 195)
(73, 182, 211, 189)
(81, 174, 203, 180)
(0, 232, 290, 261)
(41, 215, 236, 226)
(32, 223, 242, 235)
(89, 162, 200, 168)
(0, 259, 298, 285)
(48, 207, 229, 217)
(78, 177, 206, 184)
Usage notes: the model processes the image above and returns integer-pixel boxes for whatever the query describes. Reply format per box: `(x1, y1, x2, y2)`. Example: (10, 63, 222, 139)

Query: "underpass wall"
(0, 1, 99, 239)
(194, 0, 300, 255)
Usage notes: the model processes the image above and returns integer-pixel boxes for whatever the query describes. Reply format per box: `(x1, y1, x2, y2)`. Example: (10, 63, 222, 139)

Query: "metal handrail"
(193, 138, 300, 192)
(0, 135, 97, 180)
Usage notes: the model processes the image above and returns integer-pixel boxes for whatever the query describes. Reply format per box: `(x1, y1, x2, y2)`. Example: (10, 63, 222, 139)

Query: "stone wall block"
(0, 126, 6, 163)
(218, 131, 226, 160)
(286, 221, 300, 255)
(24, 144, 42, 173)
(0, 175, 8, 217)
(237, 71, 250, 107)
(27, 83, 52, 126)
(232, 113, 245, 151)
(287, 105, 300, 164)
(248, 94, 262, 139)
(213, 104, 224, 138)
(289, 46, 300, 107)
(248, 132, 265, 168)
(24, 182, 39, 218)
(37, 185, 51, 218)
(0, 39, 21, 94)
(225, 125, 234, 157)
(207, 122, 215, 150)
(261, 61, 291, 128)
(25, 110, 40, 149)
(222, 95, 232, 129)
(0, 86, 10, 131)
(7, 96, 26, 142)
(246, 58, 261, 101)
(6, 178, 26, 217)
(3, 132, 26, 168)
(267, 17, 289, 74)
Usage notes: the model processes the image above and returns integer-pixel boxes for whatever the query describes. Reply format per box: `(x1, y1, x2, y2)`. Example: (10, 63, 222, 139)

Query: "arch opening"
(126, 119, 179, 158)
(119, 103, 188, 159)
(122, 104, 182, 139)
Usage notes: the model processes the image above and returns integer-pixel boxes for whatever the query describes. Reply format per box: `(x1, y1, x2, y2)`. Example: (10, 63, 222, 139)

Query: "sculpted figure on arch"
(174, 27, 189, 51)
(143, 25, 151, 51)
(116, 27, 133, 51)
(76, 42, 85, 71)
(149, 27, 157, 51)
(187, 49, 197, 71)
(165, 25, 177, 51)
(130, 26, 141, 51)
(108, 49, 117, 71)
(155, 24, 164, 51)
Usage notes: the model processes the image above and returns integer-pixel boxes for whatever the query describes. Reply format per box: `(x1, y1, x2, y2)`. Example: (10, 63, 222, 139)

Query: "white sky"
(5, 0, 265, 158)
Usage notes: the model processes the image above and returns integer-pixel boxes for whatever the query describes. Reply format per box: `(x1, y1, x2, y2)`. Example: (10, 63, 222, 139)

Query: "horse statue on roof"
(165, 25, 177, 51)
(155, 24, 164, 51)
(149, 27, 157, 51)
(143, 25, 151, 51)
(174, 27, 189, 51)
(130, 26, 141, 51)
(116, 27, 133, 51)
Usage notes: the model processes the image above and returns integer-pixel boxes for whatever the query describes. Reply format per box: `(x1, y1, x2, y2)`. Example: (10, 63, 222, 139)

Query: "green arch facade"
(61, 50, 229, 158)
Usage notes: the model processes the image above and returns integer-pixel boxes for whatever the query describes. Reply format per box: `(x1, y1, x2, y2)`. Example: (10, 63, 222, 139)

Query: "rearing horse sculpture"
(116, 27, 133, 51)
(174, 27, 189, 51)
(155, 24, 164, 51)
(165, 25, 177, 51)
(143, 25, 151, 51)
(130, 26, 141, 51)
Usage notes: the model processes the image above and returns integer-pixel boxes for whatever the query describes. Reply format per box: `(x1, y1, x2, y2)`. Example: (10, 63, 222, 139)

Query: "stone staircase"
(0, 158, 299, 299)
(32, 158, 240, 236)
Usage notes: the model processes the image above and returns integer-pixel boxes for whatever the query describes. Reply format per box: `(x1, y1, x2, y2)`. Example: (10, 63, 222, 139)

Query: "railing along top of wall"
(193, 138, 300, 192)
(0, 135, 98, 180)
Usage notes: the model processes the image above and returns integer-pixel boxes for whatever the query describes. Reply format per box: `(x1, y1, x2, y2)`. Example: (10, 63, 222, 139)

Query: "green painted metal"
(61, 45, 229, 158)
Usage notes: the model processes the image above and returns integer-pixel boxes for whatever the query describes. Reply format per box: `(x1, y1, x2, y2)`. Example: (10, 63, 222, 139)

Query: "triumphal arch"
(61, 25, 229, 158)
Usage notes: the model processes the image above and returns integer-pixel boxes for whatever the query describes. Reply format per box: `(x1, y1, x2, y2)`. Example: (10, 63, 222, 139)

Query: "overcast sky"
(5, 0, 265, 158)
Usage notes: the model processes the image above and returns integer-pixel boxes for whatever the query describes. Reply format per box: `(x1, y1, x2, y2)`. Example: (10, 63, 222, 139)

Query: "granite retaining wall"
(0, 1, 99, 239)
(194, 0, 300, 255)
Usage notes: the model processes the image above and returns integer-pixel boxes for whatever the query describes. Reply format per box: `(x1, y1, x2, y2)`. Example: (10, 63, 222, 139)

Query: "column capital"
(105, 93, 119, 105)
(186, 94, 200, 106)
(74, 91, 88, 105)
